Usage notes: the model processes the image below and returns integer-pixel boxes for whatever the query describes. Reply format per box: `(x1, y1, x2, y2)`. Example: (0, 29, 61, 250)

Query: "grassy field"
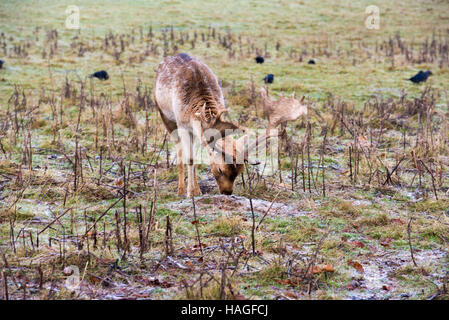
(0, 0, 448, 300)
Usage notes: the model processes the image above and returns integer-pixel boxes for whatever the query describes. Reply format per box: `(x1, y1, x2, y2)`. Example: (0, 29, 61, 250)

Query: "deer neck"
(260, 89, 273, 110)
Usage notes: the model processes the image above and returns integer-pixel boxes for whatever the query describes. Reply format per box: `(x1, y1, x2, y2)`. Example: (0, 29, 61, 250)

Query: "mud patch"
(163, 194, 309, 218)
(344, 249, 448, 300)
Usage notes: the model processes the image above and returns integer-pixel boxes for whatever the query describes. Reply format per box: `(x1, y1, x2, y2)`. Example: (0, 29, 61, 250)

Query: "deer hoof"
(178, 187, 186, 197)
(187, 188, 202, 197)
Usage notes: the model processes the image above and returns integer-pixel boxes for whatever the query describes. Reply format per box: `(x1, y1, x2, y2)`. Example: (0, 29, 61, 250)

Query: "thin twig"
(407, 217, 418, 267)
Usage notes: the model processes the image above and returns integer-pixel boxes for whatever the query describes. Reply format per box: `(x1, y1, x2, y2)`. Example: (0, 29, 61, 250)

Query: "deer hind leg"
(280, 122, 290, 152)
(158, 110, 185, 195)
(175, 140, 186, 196)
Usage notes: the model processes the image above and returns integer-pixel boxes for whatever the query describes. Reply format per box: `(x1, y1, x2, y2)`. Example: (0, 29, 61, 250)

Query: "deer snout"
(217, 180, 234, 195)
(220, 189, 233, 195)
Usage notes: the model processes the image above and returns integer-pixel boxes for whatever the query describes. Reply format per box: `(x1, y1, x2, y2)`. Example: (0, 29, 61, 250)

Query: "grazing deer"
(154, 53, 269, 197)
(260, 86, 308, 143)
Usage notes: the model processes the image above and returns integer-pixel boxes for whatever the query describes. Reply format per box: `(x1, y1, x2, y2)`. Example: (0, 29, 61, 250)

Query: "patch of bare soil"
(344, 249, 448, 300)
(163, 194, 309, 218)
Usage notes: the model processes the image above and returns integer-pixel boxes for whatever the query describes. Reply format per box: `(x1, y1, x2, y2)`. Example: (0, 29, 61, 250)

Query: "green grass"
(0, 0, 448, 300)
(1, 0, 448, 104)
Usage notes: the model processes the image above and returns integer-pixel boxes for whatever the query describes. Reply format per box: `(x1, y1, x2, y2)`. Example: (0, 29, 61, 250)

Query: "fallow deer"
(154, 53, 269, 197)
(260, 86, 308, 145)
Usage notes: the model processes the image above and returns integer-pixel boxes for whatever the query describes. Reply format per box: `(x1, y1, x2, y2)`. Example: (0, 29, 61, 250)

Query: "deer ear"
(291, 92, 296, 99)
(300, 95, 305, 103)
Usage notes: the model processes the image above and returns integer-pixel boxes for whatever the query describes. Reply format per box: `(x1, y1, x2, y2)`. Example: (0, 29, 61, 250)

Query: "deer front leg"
(179, 129, 201, 197)
(193, 165, 201, 195)
(187, 162, 201, 197)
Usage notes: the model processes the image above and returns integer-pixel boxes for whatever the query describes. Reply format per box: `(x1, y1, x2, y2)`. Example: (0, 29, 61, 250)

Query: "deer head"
(209, 154, 245, 195)
(191, 104, 249, 195)
(206, 130, 277, 195)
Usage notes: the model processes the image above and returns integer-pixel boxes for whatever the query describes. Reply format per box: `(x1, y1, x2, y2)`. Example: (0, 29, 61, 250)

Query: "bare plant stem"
(191, 196, 203, 257)
(245, 163, 256, 255)
(407, 217, 418, 267)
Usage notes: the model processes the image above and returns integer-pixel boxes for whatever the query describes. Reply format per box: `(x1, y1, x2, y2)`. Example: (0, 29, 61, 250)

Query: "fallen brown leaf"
(380, 237, 393, 247)
(352, 241, 365, 248)
(321, 264, 335, 273)
(346, 284, 355, 291)
(307, 264, 335, 275)
(284, 290, 300, 299)
(274, 279, 297, 286)
(115, 179, 123, 187)
(347, 260, 364, 273)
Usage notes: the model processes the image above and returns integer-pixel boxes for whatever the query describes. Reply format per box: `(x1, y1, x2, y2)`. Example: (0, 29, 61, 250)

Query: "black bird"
(263, 74, 274, 84)
(0, 59, 4, 69)
(255, 56, 264, 64)
(307, 59, 316, 65)
(90, 70, 109, 80)
(407, 70, 432, 84)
